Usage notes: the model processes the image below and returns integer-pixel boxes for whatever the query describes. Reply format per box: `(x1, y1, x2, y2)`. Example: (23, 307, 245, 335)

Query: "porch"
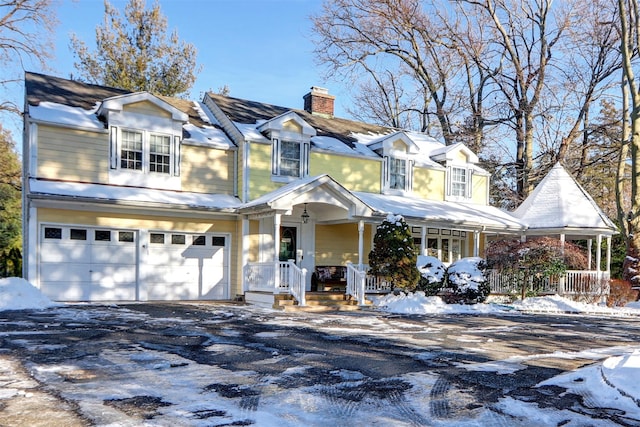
(244, 261, 611, 309)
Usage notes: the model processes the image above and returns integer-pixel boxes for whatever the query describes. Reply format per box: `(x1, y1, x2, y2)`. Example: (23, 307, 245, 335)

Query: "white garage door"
(145, 231, 230, 300)
(40, 225, 138, 301)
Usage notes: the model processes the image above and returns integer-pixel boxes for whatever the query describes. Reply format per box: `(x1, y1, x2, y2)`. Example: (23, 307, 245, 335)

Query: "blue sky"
(6, 0, 351, 141)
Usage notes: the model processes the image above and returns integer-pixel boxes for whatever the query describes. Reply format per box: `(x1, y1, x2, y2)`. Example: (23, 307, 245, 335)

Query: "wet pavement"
(0, 302, 639, 426)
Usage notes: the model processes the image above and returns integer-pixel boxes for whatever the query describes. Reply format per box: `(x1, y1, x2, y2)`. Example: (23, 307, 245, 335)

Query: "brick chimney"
(303, 86, 335, 118)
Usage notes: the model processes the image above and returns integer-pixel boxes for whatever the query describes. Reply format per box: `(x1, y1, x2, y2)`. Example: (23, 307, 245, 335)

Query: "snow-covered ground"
(372, 290, 640, 316)
(1, 276, 640, 425)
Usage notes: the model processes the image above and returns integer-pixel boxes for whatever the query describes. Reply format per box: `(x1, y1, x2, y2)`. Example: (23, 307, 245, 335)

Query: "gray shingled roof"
(25, 72, 212, 129)
(206, 92, 394, 147)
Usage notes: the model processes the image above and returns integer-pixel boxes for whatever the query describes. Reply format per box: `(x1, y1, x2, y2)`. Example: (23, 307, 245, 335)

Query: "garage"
(39, 225, 230, 302)
(40, 225, 138, 301)
(145, 231, 230, 300)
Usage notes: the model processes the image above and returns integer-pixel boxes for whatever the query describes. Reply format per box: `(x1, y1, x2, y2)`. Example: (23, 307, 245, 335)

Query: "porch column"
(596, 234, 602, 275)
(358, 220, 364, 270)
(558, 234, 566, 296)
(274, 214, 281, 262)
(421, 226, 427, 255)
(473, 230, 480, 257)
(242, 217, 249, 292)
(274, 213, 281, 290)
(587, 239, 593, 270)
(606, 236, 612, 273)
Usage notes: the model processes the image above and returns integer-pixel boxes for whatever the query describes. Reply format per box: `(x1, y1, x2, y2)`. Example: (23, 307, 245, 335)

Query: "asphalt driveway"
(0, 302, 639, 426)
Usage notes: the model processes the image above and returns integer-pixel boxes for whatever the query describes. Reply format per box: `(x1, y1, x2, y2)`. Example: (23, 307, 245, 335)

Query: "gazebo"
(497, 163, 619, 298)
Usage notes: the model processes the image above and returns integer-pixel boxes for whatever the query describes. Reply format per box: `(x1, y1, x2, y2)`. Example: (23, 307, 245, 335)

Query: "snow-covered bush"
(416, 255, 445, 296)
(444, 257, 490, 304)
(368, 214, 420, 292)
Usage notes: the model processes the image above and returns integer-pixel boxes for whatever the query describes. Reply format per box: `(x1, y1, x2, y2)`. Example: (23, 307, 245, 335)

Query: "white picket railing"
(244, 261, 307, 305)
(486, 269, 610, 296)
(359, 264, 393, 293)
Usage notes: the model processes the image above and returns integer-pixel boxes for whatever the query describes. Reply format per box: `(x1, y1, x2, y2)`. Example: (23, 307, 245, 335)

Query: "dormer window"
(451, 167, 467, 197)
(271, 138, 309, 179)
(389, 157, 407, 190)
(383, 156, 413, 194)
(149, 134, 171, 174)
(121, 130, 143, 170)
(117, 129, 175, 175)
(369, 132, 418, 195)
(280, 140, 302, 177)
(100, 92, 187, 190)
(258, 112, 315, 182)
(446, 165, 473, 200)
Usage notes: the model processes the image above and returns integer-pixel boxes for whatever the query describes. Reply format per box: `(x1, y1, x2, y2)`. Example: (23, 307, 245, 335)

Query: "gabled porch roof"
(239, 174, 374, 219)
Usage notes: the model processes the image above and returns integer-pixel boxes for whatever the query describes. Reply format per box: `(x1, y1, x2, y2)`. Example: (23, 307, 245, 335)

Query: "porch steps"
(274, 292, 373, 312)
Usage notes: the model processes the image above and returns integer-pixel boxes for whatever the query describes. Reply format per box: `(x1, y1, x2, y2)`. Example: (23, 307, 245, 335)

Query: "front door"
(279, 226, 297, 262)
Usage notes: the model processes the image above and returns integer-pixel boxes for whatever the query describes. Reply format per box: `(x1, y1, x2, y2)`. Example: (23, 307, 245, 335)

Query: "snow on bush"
(416, 255, 445, 296)
(444, 257, 490, 304)
(0, 277, 59, 311)
(368, 214, 420, 292)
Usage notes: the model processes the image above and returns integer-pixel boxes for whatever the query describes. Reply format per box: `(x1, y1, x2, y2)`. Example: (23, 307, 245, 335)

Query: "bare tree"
(459, 0, 574, 198)
(312, 0, 462, 144)
(0, 0, 57, 115)
(619, 0, 640, 290)
(555, 0, 621, 165)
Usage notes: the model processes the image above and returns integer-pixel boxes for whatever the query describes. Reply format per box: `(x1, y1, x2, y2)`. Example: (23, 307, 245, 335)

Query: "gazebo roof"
(512, 163, 617, 237)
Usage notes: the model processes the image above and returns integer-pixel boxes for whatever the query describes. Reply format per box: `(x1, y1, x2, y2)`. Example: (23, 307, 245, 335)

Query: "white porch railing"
(346, 263, 393, 301)
(346, 262, 366, 305)
(244, 261, 307, 305)
(564, 270, 610, 295)
(487, 269, 610, 297)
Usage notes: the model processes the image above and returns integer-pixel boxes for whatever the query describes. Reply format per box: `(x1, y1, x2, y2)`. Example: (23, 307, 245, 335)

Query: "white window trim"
(445, 165, 473, 202)
(108, 126, 182, 190)
(382, 155, 413, 195)
(116, 128, 175, 175)
(271, 137, 310, 182)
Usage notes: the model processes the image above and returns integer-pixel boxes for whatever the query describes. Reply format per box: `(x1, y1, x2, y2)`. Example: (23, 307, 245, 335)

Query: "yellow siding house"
(23, 73, 528, 306)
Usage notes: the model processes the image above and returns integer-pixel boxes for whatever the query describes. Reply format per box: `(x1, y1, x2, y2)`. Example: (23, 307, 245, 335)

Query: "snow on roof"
(513, 163, 617, 233)
(29, 101, 104, 130)
(191, 101, 214, 125)
(311, 136, 356, 154)
(182, 123, 235, 149)
(233, 122, 271, 143)
(29, 179, 242, 211)
(355, 191, 526, 232)
(350, 131, 391, 145)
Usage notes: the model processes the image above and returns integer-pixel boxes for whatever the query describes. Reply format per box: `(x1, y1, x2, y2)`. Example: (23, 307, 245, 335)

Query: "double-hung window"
(116, 129, 174, 175)
(280, 140, 301, 177)
(389, 157, 406, 190)
(149, 134, 171, 174)
(446, 165, 473, 200)
(121, 131, 143, 171)
(383, 156, 412, 193)
(451, 167, 467, 197)
(271, 138, 309, 180)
